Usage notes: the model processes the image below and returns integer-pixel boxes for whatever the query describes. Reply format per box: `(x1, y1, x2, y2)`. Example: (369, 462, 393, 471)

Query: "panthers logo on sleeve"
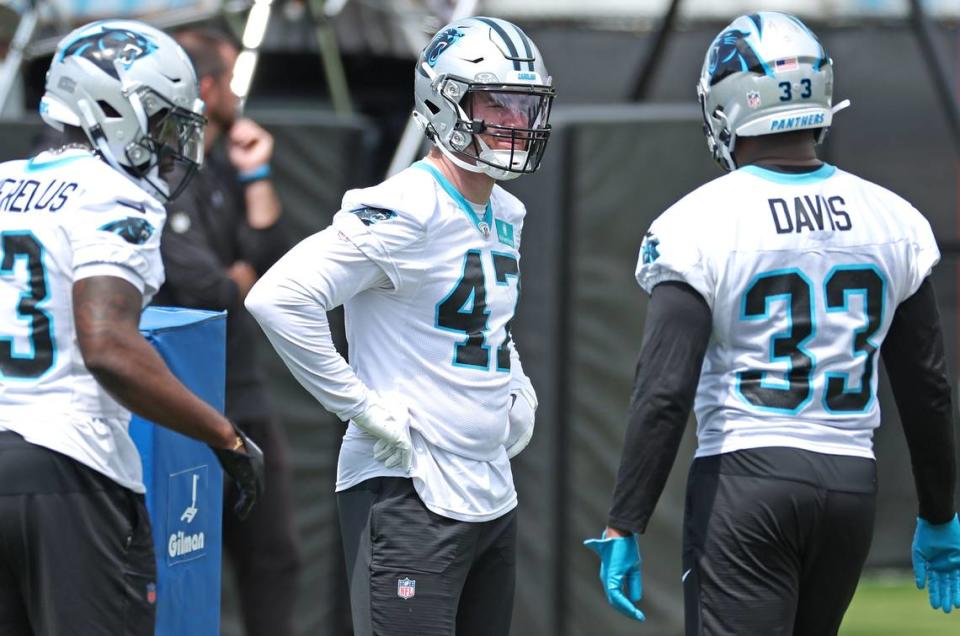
(707, 28, 764, 85)
(350, 207, 397, 227)
(641, 231, 661, 264)
(59, 27, 157, 78)
(98, 217, 155, 245)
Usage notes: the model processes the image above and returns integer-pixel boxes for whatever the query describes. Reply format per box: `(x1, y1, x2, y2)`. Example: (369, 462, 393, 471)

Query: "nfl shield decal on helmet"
(397, 577, 416, 600)
(747, 90, 761, 109)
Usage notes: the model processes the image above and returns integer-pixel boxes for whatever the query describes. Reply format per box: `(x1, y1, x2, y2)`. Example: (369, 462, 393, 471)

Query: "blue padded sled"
(130, 307, 226, 636)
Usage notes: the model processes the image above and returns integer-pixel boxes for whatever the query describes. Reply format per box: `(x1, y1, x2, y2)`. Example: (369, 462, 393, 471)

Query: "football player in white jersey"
(586, 11, 960, 634)
(246, 16, 553, 636)
(0, 20, 264, 635)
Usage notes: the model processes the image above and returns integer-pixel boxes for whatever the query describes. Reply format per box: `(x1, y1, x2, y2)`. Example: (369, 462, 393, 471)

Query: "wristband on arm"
(238, 164, 271, 184)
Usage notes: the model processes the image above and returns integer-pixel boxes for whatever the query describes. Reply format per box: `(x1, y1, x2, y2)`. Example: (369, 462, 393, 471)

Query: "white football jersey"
(0, 148, 166, 493)
(637, 163, 939, 459)
(333, 160, 526, 521)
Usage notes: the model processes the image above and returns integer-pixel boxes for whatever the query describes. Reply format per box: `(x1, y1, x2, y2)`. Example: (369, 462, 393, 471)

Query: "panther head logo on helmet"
(707, 29, 763, 86)
(60, 27, 158, 79)
(424, 28, 463, 69)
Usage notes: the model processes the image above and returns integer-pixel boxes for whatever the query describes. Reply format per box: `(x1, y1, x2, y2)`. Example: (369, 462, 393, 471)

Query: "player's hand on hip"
(912, 513, 960, 613)
(506, 385, 537, 459)
(212, 426, 265, 520)
(227, 118, 274, 173)
(353, 395, 413, 473)
(583, 528, 646, 621)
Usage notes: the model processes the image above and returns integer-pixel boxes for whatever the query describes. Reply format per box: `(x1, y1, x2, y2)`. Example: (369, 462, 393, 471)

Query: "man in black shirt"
(154, 28, 301, 636)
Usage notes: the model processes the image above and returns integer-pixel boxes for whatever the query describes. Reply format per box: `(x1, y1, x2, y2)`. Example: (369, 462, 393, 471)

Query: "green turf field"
(839, 572, 959, 635)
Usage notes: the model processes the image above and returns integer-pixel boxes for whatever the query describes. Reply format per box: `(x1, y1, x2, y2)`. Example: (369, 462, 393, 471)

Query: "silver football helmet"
(698, 12, 850, 171)
(41, 20, 206, 201)
(413, 17, 555, 181)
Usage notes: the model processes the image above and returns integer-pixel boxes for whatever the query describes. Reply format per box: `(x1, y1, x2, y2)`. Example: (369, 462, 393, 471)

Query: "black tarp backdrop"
(0, 19, 956, 636)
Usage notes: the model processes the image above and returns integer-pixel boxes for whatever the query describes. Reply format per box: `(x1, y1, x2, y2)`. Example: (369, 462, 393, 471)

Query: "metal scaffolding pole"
(0, 1, 39, 118)
(309, 0, 353, 115)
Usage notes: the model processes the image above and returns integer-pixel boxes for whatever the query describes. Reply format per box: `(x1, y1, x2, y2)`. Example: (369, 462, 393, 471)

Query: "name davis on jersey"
(768, 194, 851, 234)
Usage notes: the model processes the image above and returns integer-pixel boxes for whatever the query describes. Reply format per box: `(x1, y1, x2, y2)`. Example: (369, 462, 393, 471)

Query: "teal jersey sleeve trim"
(738, 163, 837, 184)
(25, 153, 92, 172)
(412, 160, 493, 235)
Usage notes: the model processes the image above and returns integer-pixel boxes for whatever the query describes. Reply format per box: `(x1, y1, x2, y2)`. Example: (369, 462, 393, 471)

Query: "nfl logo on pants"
(397, 577, 416, 600)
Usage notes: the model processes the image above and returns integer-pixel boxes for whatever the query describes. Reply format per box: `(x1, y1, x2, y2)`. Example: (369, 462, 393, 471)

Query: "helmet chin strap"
(832, 99, 852, 115)
(439, 132, 527, 181)
(437, 141, 522, 182)
(141, 164, 170, 199)
(435, 140, 485, 174)
(102, 138, 168, 201)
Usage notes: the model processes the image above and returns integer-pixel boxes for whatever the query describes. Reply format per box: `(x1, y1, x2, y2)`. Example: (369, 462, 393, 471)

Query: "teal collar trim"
(26, 151, 92, 172)
(413, 160, 493, 235)
(738, 163, 837, 184)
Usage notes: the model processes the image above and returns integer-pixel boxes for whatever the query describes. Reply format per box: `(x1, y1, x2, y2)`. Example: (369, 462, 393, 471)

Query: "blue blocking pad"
(130, 307, 226, 636)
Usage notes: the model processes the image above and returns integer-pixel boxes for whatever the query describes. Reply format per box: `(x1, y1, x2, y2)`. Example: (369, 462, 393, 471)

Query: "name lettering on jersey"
(350, 206, 397, 226)
(770, 113, 825, 131)
(0, 177, 78, 213)
(768, 195, 851, 234)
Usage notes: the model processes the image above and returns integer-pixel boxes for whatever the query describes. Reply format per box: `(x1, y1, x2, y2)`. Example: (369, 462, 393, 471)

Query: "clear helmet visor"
(455, 85, 554, 177)
(126, 87, 206, 201)
(153, 106, 205, 166)
(470, 90, 551, 130)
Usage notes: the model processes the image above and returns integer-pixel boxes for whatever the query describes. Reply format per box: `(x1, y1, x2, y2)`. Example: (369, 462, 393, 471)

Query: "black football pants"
(0, 431, 156, 636)
(682, 446, 877, 636)
(337, 477, 517, 636)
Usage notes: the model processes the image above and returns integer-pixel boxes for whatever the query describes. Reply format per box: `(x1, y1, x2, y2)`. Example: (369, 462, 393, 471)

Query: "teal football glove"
(583, 531, 646, 621)
(912, 513, 960, 613)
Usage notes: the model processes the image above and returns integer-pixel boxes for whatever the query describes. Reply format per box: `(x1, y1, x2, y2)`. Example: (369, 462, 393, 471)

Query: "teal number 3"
(737, 266, 885, 414)
(0, 231, 54, 379)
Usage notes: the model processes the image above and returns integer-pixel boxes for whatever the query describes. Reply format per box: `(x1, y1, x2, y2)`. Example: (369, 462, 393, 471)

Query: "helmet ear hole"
(97, 100, 121, 118)
(424, 100, 441, 116)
